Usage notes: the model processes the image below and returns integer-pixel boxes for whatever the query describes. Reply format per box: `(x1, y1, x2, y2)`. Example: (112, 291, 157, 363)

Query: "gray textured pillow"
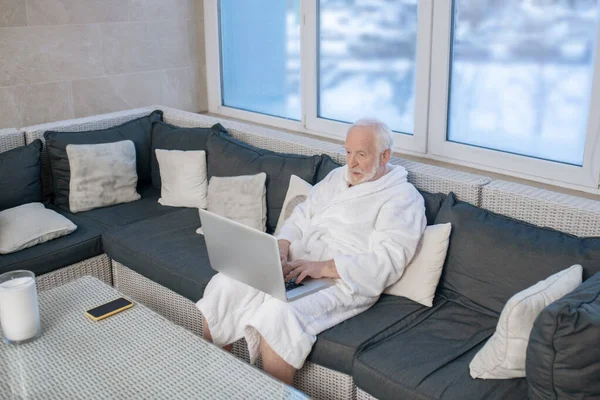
(204, 173, 267, 232)
(66, 140, 140, 213)
(0, 202, 77, 254)
(44, 110, 162, 210)
(206, 135, 321, 233)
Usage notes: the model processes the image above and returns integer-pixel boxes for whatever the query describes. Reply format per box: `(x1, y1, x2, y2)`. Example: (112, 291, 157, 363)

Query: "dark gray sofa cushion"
(421, 191, 446, 226)
(102, 209, 216, 302)
(0, 204, 104, 276)
(434, 192, 600, 315)
(315, 154, 341, 183)
(308, 294, 438, 375)
(44, 110, 163, 211)
(150, 121, 230, 189)
(206, 135, 322, 233)
(0, 140, 43, 211)
(526, 272, 600, 400)
(76, 184, 180, 229)
(354, 301, 528, 400)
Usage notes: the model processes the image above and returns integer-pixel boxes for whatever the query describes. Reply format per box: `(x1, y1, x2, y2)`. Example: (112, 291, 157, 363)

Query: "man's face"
(345, 126, 382, 186)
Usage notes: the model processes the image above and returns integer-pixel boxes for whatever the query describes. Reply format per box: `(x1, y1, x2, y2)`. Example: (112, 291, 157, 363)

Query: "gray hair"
(347, 118, 394, 153)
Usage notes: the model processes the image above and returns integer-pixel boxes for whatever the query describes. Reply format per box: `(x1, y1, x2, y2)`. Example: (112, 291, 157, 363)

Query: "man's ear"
(381, 148, 391, 165)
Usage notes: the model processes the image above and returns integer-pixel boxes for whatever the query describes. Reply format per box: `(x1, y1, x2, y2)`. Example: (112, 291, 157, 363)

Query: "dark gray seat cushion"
(434, 193, 600, 315)
(150, 121, 230, 189)
(76, 184, 180, 229)
(0, 205, 105, 276)
(206, 134, 322, 233)
(307, 188, 446, 375)
(354, 301, 528, 400)
(44, 110, 162, 211)
(308, 295, 439, 375)
(526, 272, 600, 400)
(102, 208, 215, 302)
(0, 140, 43, 211)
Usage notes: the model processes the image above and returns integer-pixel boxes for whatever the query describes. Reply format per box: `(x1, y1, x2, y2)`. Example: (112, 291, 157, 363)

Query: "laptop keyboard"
(285, 280, 304, 292)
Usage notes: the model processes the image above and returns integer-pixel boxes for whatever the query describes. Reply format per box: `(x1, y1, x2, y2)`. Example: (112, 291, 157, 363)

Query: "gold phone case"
(85, 299, 134, 321)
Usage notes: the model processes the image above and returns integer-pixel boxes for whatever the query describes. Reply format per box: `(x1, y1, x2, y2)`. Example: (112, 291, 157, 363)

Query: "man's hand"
(283, 259, 340, 284)
(278, 239, 291, 267)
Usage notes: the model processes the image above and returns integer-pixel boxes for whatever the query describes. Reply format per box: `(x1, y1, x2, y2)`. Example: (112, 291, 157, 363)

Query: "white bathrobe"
(196, 164, 426, 369)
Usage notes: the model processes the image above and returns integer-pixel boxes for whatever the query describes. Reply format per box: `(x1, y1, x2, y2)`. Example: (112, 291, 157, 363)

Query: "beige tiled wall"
(0, 0, 207, 128)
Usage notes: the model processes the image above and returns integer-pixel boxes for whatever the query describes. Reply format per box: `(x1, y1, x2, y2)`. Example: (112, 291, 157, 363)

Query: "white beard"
(347, 162, 379, 186)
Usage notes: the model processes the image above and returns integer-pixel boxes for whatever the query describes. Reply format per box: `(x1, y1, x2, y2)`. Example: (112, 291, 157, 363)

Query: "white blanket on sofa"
(196, 164, 426, 369)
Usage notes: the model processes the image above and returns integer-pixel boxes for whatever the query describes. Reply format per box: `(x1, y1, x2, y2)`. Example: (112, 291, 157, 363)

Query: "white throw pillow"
(66, 140, 140, 213)
(384, 223, 452, 307)
(469, 264, 583, 380)
(197, 173, 267, 234)
(155, 149, 208, 209)
(0, 203, 77, 254)
(274, 175, 313, 236)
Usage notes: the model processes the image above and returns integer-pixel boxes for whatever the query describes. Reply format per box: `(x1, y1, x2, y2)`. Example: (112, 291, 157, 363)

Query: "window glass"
(318, 0, 419, 134)
(448, 0, 599, 165)
(220, 0, 301, 120)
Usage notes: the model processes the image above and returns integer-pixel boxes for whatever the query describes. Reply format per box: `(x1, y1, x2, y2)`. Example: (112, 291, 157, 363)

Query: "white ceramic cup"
(0, 270, 41, 344)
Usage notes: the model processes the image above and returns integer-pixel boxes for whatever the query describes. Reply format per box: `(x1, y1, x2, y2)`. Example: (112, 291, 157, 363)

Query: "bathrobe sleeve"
(333, 191, 426, 298)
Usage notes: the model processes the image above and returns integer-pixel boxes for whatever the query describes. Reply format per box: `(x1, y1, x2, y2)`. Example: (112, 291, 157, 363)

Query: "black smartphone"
(85, 297, 134, 321)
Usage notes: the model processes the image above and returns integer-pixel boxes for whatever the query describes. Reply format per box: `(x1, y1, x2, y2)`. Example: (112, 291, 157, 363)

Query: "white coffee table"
(0, 276, 308, 399)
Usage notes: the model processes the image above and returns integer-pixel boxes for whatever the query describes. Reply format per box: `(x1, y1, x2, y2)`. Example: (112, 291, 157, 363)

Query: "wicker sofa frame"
(2, 106, 600, 399)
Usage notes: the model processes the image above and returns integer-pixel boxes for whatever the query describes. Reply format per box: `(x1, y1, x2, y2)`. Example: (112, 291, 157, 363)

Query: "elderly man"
(197, 118, 426, 384)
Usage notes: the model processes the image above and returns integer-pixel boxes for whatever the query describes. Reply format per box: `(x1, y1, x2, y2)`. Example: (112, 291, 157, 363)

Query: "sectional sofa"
(1, 106, 599, 400)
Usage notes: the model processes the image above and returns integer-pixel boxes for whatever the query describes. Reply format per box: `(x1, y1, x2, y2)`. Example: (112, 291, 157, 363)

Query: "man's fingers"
(282, 260, 298, 275)
(296, 271, 309, 284)
(284, 270, 295, 281)
(285, 270, 300, 281)
(284, 260, 303, 271)
(282, 260, 311, 281)
(282, 264, 295, 277)
(285, 266, 306, 282)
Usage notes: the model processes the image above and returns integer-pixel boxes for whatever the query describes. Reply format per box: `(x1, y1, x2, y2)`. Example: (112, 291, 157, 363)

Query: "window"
(317, 0, 419, 135)
(218, 0, 301, 120)
(447, 0, 598, 166)
(429, 0, 600, 188)
(207, 0, 431, 149)
(205, 1, 600, 191)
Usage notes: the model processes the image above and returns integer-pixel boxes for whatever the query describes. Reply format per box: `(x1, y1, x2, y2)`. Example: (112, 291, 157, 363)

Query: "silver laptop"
(198, 209, 333, 302)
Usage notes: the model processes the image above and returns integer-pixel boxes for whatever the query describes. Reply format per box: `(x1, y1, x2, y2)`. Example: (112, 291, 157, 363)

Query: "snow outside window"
(317, 0, 419, 136)
(447, 0, 599, 166)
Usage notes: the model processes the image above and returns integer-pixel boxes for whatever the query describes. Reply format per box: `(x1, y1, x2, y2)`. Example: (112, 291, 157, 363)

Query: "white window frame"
(204, 0, 431, 154)
(303, 0, 432, 154)
(428, 1, 600, 190)
(204, 0, 307, 134)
